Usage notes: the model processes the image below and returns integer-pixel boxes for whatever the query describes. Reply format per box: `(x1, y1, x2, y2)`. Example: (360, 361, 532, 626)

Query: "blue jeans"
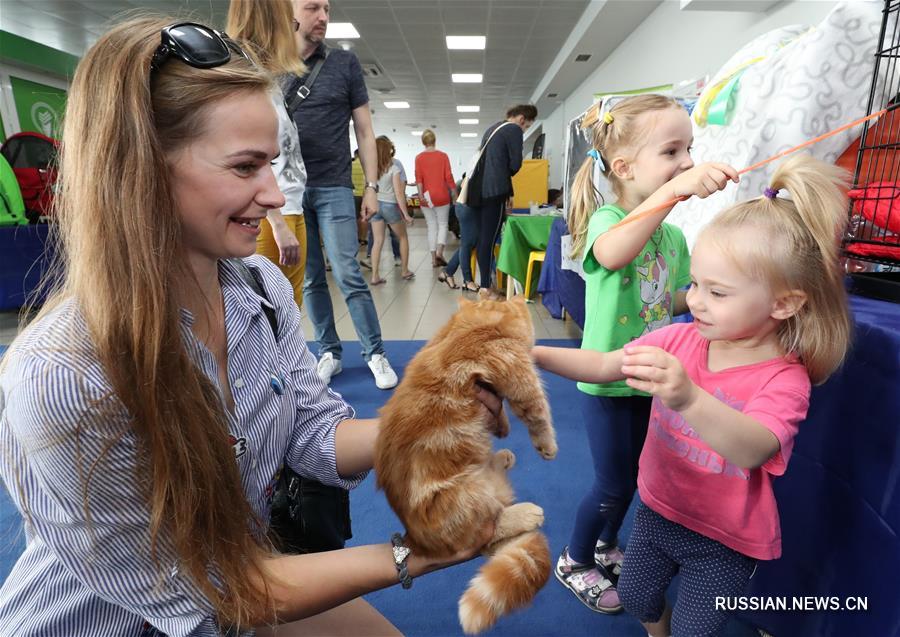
(445, 203, 479, 283)
(568, 393, 651, 564)
(303, 186, 383, 361)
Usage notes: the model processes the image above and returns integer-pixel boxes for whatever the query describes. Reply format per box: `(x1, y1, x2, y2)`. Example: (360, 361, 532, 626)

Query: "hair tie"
(603, 112, 614, 125)
(586, 148, 606, 172)
(763, 187, 779, 199)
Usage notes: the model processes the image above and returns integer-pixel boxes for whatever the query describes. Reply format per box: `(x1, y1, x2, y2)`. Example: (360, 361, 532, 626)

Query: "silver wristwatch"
(365, 181, 379, 193)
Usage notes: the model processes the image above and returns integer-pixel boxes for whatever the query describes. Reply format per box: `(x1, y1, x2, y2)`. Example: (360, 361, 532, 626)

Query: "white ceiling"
(0, 0, 665, 146)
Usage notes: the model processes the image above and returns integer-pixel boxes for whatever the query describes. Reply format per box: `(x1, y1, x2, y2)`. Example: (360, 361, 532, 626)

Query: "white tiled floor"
(0, 224, 582, 347)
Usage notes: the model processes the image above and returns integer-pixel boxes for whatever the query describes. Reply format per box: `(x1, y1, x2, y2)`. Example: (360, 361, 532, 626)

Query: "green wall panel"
(0, 31, 79, 78)
(10, 76, 66, 139)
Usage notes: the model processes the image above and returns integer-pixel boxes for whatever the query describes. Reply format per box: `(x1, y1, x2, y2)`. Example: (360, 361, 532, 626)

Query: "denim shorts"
(372, 201, 403, 224)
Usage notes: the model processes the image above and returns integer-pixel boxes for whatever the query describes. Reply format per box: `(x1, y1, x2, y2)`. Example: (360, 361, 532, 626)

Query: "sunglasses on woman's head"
(150, 22, 250, 73)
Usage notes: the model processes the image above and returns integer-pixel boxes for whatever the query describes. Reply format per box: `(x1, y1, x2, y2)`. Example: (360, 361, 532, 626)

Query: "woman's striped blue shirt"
(0, 256, 366, 636)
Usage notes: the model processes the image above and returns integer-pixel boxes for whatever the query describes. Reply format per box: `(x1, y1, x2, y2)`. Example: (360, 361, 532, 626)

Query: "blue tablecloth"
(0, 224, 52, 311)
(739, 291, 900, 636)
(537, 216, 585, 328)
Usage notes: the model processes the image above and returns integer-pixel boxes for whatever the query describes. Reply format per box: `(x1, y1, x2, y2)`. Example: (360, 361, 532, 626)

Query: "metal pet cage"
(843, 0, 900, 300)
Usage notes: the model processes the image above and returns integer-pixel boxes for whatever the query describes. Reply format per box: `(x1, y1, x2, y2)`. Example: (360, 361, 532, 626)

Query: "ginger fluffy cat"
(374, 294, 557, 634)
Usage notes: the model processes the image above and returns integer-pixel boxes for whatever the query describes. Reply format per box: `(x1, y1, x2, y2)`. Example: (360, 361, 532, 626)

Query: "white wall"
(540, 0, 840, 187)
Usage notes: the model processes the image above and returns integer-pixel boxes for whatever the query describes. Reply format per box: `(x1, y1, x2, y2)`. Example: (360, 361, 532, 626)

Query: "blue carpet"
(0, 339, 758, 636)
(324, 340, 758, 637)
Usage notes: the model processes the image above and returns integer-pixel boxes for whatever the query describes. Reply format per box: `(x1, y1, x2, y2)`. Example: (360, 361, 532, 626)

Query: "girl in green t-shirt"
(555, 94, 738, 613)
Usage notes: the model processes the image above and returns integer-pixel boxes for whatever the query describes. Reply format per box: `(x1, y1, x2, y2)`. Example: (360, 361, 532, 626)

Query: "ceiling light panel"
(326, 23, 360, 39)
(457, 105, 480, 113)
(452, 74, 483, 83)
(446, 36, 486, 50)
(383, 101, 410, 109)
(459, 119, 480, 124)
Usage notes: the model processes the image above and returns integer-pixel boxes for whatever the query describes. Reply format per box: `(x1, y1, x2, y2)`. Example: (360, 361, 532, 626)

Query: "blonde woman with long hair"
(370, 136, 415, 285)
(0, 17, 494, 636)
(227, 0, 308, 309)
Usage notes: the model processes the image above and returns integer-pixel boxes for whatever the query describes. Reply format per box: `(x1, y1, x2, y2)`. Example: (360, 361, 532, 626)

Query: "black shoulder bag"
(230, 259, 352, 554)
(284, 45, 331, 116)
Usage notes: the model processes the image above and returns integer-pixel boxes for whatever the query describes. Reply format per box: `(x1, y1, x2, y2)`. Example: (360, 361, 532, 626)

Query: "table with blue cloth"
(0, 224, 52, 311)
(738, 291, 900, 636)
(537, 215, 585, 328)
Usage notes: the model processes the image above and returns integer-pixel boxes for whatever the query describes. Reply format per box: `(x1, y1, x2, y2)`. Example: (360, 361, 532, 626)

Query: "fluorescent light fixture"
(410, 130, 423, 136)
(446, 36, 486, 50)
(457, 105, 480, 113)
(383, 101, 410, 109)
(461, 132, 478, 137)
(452, 73, 482, 83)
(325, 23, 360, 39)
(459, 118, 479, 124)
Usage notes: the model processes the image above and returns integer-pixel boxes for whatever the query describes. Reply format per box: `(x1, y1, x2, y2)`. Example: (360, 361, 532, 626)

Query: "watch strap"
(391, 533, 413, 589)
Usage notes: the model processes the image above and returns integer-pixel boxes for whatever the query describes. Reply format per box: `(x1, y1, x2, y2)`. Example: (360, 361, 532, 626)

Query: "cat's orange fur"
(374, 295, 557, 634)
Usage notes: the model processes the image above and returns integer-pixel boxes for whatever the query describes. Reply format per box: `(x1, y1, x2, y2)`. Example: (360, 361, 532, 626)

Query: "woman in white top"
(227, 0, 307, 309)
(370, 136, 414, 285)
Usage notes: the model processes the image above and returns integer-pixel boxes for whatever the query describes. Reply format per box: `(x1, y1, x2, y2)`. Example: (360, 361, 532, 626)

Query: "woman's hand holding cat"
(474, 381, 505, 436)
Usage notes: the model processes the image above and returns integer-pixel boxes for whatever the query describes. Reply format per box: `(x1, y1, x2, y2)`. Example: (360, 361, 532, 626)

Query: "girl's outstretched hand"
(621, 345, 698, 412)
(668, 162, 739, 201)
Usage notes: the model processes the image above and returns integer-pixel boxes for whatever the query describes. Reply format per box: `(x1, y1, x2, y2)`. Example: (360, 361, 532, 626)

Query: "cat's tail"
(458, 530, 551, 634)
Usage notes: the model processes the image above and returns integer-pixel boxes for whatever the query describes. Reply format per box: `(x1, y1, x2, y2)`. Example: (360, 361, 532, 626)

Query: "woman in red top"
(414, 129, 457, 267)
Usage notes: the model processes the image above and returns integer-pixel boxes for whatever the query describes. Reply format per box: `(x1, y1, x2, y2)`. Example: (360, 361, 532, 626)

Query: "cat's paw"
(514, 502, 545, 530)
(493, 449, 516, 470)
(532, 434, 558, 460)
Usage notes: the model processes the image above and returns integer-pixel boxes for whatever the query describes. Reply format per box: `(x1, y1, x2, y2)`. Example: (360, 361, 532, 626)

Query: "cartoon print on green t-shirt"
(636, 250, 672, 335)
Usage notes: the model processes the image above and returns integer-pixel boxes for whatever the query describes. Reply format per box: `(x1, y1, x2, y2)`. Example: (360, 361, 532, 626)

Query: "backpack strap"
(228, 258, 278, 339)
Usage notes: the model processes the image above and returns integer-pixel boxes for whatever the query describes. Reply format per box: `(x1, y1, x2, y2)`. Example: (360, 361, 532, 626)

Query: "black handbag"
(268, 470, 351, 553)
(229, 259, 352, 554)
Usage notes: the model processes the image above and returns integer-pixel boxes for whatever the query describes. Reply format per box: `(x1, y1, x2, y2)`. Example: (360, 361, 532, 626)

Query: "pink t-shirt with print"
(631, 322, 811, 560)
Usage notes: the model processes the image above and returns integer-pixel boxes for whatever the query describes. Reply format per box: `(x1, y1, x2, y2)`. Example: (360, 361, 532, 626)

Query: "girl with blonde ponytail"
(553, 94, 739, 614)
(535, 153, 851, 636)
(0, 16, 492, 636)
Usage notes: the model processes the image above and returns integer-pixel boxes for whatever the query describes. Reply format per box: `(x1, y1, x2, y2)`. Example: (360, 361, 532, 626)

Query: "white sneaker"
(367, 353, 398, 389)
(316, 352, 342, 385)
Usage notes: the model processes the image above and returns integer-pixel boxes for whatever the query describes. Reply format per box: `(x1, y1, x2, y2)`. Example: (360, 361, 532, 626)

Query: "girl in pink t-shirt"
(535, 154, 852, 637)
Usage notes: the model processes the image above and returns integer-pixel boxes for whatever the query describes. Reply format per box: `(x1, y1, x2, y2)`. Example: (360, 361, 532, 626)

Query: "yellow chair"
(524, 250, 545, 299)
(469, 246, 504, 288)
